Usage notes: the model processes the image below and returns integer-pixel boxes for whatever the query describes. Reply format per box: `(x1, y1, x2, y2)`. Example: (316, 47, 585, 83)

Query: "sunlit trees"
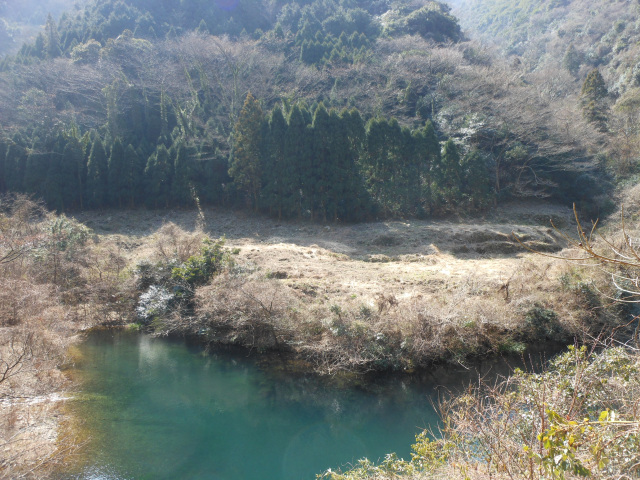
(581, 69, 609, 131)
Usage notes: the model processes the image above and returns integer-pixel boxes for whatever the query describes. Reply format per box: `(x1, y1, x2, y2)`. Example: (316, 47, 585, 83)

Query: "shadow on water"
(58, 330, 565, 480)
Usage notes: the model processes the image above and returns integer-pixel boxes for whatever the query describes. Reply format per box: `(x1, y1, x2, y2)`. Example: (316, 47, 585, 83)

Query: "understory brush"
(0, 195, 133, 478)
(164, 256, 625, 375)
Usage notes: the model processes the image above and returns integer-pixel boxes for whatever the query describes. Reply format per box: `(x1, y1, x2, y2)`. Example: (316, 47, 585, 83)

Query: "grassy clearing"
(89, 202, 629, 374)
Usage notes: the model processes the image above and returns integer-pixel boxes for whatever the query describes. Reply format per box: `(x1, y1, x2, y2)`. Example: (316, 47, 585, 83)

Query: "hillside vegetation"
(449, 0, 640, 180)
(0, 0, 609, 221)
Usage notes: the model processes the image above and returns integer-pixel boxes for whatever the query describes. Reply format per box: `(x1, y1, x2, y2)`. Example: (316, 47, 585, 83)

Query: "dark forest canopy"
(0, 0, 613, 221)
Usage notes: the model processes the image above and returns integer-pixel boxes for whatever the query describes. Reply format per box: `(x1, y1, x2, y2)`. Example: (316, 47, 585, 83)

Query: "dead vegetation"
(0, 195, 135, 479)
(101, 202, 627, 375)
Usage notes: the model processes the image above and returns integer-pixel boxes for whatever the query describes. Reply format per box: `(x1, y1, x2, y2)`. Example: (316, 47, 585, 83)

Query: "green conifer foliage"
(24, 140, 48, 198)
(60, 136, 84, 210)
(44, 14, 62, 58)
(0, 141, 6, 193)
(461, 150, 493, 209)
(86, 137, 109, 208)
(4, 138, 27, 193)
(310, 103, 333, 221)
(124, 144, 142, 207)
(197, 19, 210, 35)
(44, 150, 64, 212)
(364, 117, 403, 215)
(33, 33, 45, 59)
(581, 69, 609, 130)
(108, 138, 127, 208)
(436, 139, 463, 209)
(563, 44, 581, 77)
(172, 143, 194, 206)
(145, 144, 172, 208)
(229, 92, 264, 211)
(581, 69, 608, 100)
(415, 121, 440, 215)
(264, 106, 287, 219)
(283, 104, 307, 218)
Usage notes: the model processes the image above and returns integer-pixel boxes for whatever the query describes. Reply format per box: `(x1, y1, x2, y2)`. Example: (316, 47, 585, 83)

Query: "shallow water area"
(59, 330, 449, 480)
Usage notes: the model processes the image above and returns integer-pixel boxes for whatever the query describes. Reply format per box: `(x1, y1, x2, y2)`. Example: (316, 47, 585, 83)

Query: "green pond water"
(61, 330, 478, 480)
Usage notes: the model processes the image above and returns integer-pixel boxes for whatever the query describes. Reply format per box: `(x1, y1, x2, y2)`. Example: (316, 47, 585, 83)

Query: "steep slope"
(447, 0, 640, 182)
(0, 0, 608, 220)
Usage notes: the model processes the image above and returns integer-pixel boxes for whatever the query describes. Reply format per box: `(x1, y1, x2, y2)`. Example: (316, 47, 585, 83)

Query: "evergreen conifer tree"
(310, 103, 333, 221)
(581, 69, 609, 130)
(44, 150, 64, 211)
(197, 19, 209, 35)
(44, 14, 62, 58)
(415, 120, 440, 215)
(282, 104, 307, 218)
(171, 143, 193, 206)
(0, 141, 6, 193)
(4, 138, 27, 193)
(461, 150, 493, 209)
(145, 144, 172, 208)
(108, 138, 127, 208)
(229, 92, 264, 211)
(125, 144, 142, 207)
(264, 106, 287, 218)
(24, 140, 47, 198)
(437, 139, 462, 208)
(86, 137, 109, 208)
(60, 136, 84, 210)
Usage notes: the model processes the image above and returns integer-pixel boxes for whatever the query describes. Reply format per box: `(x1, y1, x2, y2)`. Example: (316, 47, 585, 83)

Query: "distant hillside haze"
(0, 0, 83, 24)
(0, 0, 89, 57)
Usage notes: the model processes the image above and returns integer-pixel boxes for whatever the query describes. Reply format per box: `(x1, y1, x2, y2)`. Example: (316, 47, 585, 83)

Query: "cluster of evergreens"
(230, 93, 492, 221)
(0, 127, 229, 212)
(0, 92, 492, 220)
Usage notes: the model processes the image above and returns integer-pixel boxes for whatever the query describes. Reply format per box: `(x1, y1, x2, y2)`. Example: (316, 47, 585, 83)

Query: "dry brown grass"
(76, 201, 621, 375)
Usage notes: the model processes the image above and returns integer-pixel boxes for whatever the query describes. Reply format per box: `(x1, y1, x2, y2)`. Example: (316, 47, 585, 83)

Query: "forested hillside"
(448, 0, 640, 183)
(0, 0, 610, 221)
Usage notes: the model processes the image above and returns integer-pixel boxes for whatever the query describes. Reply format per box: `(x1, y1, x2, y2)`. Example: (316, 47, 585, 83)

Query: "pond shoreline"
(56, 329, 556, 480)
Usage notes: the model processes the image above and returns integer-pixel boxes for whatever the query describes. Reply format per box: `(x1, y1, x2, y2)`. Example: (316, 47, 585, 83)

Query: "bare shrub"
(154, 222, 204, 263)
(0, 195, 47, 266)
(186, 273, 300, 349)
(0, 280, 54, 327)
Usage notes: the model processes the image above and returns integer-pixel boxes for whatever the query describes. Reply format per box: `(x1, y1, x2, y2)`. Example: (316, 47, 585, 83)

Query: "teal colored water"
(63, 331, 442, 480)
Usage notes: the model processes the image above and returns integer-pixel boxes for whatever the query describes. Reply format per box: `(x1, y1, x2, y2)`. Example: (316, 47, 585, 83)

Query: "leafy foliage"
(171, 237, 229, 288)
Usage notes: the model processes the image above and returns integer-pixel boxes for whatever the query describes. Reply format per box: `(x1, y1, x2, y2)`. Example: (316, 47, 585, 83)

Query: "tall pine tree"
(108, 138, 127, 208)
(282, 104, 308, 218)
(145, 144, 172, 208)
(171, 142, 194, 207)
(229, 92, 264, 211)
(86, 137, 109, 208)
(60, 136, 84, 210)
